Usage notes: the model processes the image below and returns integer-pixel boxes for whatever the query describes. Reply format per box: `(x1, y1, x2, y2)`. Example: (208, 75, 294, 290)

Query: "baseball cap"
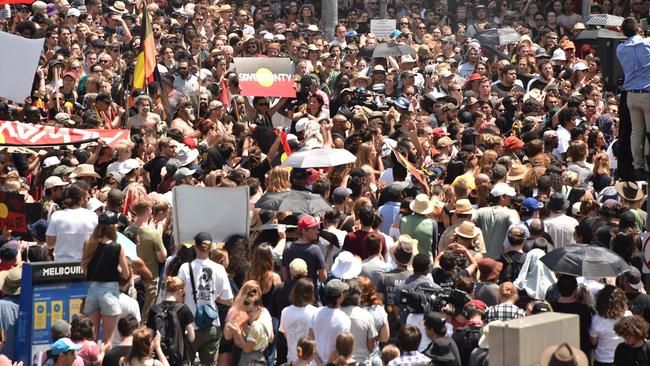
(43, 156, 61, 168)
(289, 258, 308, 278)
(324, 278, 349, 298)
(520, 197, 543, 213)
(298, 215, 319, 230)
(623, 266, 644, 291)
(0, 241, 20, 261)
(332, 187, 352, 201)
(551, 48, 566, 61)
(424, 312, 447, 335)
(394, 96, 410, 109)
(50, 338, 81, 356)
(44, 176, 70, 190)
(464, 299, 487, 316)
(174, 167, 196, 181)
(490, 182, 516, 197)
(194, 231, 212, 245)
(107, 189, 125, 204)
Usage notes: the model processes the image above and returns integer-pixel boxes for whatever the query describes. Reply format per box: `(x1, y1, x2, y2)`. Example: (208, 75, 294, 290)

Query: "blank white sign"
(0, 32, 44, 103)
(172, 185, 249, 245)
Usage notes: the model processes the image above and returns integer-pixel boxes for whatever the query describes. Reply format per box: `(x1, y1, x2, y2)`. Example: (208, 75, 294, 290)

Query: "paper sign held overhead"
(371, 19, 397, 39)
(234, 57, 296, 97)
(0, 32, 44, 102)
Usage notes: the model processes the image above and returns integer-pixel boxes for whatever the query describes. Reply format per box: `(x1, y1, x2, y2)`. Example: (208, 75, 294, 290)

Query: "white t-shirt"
(178, 258, 233, 327)
(341, 305, 379, 363)
(112, 293, 141, 345)
(311, 307, 351, 361)
(280, 304, 319, 362)
(590, 312, 632, 363)
(46, 208, 98, 261)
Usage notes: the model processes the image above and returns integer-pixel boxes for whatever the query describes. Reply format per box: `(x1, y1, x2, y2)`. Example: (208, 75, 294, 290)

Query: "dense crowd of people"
(2, 0, 650, 365)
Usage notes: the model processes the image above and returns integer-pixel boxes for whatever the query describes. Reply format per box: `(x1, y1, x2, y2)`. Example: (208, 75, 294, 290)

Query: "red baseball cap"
(432, 127, 450, 139)
(468, 72, 482, 81)
(464, 299, 487, 315)
(298, 215, 320, 230)
(503, 135, 524, 151)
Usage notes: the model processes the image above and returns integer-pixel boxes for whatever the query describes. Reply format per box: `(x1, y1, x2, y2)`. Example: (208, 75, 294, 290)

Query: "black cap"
(423, 312, 447, 336)
(194, 232, 212, 245)
(96, 92, 112, 103)
(90, 38, 106, 48)
(98, 211, 119, 225)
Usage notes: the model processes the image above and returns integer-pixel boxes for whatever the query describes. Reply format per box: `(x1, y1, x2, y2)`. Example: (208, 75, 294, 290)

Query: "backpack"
(452, 325, 483, 366)
(151, 302, 187, 366)
(498, 253, 525, 284)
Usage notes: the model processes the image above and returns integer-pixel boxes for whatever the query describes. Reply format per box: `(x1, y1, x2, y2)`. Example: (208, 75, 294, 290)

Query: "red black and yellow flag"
(392, 148, 428, 189)
(234, 57, 296, 97)
(133, 2, 156, 89)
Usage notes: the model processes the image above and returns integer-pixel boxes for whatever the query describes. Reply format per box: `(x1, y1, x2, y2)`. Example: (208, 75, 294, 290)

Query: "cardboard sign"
(0, 32, 44, 102)
(234, 57, 296, 97)
(371, 19, 397, 39)
(0, 191, 27, 232)
(172, 186, 249, 245)
(0, 121, 130, 148)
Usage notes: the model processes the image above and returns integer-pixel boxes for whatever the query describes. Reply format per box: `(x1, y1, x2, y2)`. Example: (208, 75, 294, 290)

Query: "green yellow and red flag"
(392, 147, 428, 189)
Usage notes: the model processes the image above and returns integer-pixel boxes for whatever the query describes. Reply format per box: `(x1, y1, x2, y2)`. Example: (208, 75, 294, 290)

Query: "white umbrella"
(282, 148, 357, 168)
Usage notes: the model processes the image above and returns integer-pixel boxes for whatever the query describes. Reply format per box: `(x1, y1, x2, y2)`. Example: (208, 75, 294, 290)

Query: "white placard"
(371, 19, 397, 39)
(172, 185, 249, 245)
(0, 32, 45, 103)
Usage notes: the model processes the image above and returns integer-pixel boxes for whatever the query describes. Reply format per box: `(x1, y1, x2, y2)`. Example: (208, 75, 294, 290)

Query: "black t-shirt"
(527, 78, 549, 92)
(627, 292, 650, 323)
(377, 268, 413, 341)
(102, 345, 130, 366)
(432, 267, 469, 291)
(497, 251, 527, 284)
(282, 242, 325, 288)
(269, 278, 296, 319)
(551, 302, 593, 356)
(144, 155, 169, 193)
(614, 341, 650, 366)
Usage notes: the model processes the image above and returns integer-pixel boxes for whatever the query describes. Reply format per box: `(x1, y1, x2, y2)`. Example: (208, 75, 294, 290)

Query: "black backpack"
(498, 253, 525, 284)
(151, 302, 187, 366)
(452, 325, 483, 366)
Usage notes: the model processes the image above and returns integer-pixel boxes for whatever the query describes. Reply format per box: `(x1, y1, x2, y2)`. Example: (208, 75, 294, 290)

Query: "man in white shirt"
(556, 108, 578, 160)
(310, 279, 351, 364)
(178, 232, 233, 366)
(46, 182, 97, 261)
(545, 193, 579, 248)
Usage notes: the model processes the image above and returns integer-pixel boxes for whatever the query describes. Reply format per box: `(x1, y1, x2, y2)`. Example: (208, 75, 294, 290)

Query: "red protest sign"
(234, 57, 296, 98)
(0, 191, 27, 233)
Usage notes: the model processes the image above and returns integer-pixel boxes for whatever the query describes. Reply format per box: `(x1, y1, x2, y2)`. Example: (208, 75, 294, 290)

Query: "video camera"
(400, 287, 472, 315)
(349, 85, 393, 111)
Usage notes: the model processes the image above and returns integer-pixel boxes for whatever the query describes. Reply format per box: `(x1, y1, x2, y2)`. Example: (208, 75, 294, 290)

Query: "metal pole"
(322, 0, 338, 42)
(581, 0, 591, 21)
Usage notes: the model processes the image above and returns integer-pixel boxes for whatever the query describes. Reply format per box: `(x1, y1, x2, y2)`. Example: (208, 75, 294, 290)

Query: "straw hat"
(409, 194, 435, 215)
(109, 1, 126, 14)
(450, 199, 474, 215)
(70, 164, 101, 179)
(455, 220, 479, 239)
(392, 235, 417, 265)
(506, 163, 529, 182)
(351, 72, 371, 85)
(615, 181, 645, 202)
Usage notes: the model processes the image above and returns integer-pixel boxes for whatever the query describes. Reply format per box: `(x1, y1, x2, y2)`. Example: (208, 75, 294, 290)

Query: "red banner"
(0, 121, 130, 148)
(0, 0, 33, 4)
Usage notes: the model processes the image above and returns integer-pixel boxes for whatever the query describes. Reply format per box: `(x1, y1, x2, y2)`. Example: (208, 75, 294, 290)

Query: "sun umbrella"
(575, 29, 626, 41)
(255, 190, 333, 215)
(282, 148, 357, 168)
(372, 42, 416, 58)
(540, 245, 630, 278)
(585, 14, 625, 27)
(474, 27, 521, 47)
(116, 232, 138, 259)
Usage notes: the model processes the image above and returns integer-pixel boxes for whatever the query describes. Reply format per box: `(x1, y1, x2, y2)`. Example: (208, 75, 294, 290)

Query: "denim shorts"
(83, 281, 121, 316)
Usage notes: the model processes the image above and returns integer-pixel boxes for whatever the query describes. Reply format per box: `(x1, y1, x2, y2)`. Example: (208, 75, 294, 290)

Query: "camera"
(400, 287, 472, 315)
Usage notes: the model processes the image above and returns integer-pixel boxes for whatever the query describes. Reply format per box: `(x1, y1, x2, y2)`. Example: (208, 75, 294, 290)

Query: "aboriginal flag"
(234, 57, 296, 98)
(133, 2, 155, 89)
(392, 148, 428, 189)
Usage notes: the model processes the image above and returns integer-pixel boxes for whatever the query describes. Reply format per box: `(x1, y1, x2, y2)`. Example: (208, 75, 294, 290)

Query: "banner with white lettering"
(234, 57, 296, 97)
(0, 121, 130, 148)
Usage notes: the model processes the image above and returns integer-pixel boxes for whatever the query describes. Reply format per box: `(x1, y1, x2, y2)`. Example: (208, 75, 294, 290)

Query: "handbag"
(188, 260, 219, 329)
